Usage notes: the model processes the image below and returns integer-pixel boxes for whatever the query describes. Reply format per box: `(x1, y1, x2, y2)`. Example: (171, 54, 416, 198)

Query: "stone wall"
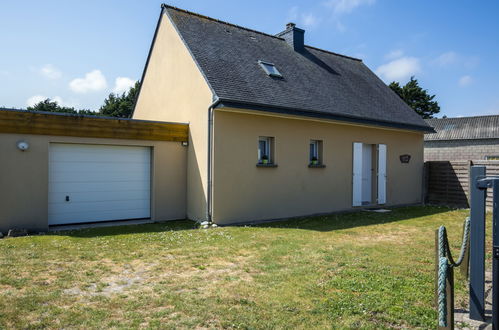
(424, 139, 499, 161)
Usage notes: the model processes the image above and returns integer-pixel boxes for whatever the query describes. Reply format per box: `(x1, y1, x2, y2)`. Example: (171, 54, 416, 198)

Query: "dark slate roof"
(163, 5, 432, 132)
(425, 115, 499, 141)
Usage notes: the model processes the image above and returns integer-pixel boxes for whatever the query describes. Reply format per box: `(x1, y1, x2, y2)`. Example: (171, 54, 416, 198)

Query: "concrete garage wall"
(0, 134, 187, 232)
(424, 139, 499, 161)
(212, 109, 424, 224)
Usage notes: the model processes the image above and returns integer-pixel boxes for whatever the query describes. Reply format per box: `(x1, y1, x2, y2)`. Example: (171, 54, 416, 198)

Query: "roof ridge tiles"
(162, 4, 284, 40)
(304, 45, 362, 62)
(162, 3, 361, 62)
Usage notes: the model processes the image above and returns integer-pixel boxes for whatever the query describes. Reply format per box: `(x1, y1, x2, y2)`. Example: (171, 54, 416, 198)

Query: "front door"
(352, 142, 387, 206)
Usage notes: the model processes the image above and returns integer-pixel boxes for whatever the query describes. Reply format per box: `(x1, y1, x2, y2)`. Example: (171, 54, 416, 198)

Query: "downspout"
(207, 98, 221, 223)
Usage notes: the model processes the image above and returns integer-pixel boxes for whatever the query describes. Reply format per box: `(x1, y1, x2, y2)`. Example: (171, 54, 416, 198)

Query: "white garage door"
(48, 144, 151, 225)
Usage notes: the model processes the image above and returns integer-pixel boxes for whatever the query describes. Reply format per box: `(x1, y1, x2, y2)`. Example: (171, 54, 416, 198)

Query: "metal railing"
(435, 165, 499, 329)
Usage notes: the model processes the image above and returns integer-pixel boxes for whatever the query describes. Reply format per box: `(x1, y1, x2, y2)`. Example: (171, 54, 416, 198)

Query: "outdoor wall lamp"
(17, 141, 29, 151)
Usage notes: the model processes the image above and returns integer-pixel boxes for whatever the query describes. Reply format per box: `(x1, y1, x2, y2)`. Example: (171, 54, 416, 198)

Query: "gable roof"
(425, 115, 499, 141)
(161, 5, 432, 132)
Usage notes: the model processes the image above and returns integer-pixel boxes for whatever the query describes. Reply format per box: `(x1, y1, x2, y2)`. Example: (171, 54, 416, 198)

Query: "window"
(258, 60, 282, 78)
(258, 136, 275, 165)
(486, 156, 499, 160)
(309, 140, 324, 167)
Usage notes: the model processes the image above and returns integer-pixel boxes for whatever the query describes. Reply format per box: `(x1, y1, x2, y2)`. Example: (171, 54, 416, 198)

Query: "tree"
(389, 76, 440, 119)
(27, 99, 97, 115)
(99, 81, 140, 118)
(24, 81, 140, 118)
(27, 99, 76, 114)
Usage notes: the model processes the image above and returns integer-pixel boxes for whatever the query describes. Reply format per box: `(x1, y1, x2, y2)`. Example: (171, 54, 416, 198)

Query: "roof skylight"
(258, 60, 282, 78)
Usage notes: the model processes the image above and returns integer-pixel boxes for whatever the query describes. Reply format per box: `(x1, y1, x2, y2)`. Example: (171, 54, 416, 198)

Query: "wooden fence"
(424, 160, 499, 208)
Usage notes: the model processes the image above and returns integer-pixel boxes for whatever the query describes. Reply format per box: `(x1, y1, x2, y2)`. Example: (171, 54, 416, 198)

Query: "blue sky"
(1, 1, 498, 118)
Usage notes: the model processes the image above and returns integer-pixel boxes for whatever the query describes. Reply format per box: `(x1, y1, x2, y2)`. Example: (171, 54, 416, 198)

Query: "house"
(425, 115, 499, 161)
(0, 5, 433, 233)
(133, 5, 432, 225)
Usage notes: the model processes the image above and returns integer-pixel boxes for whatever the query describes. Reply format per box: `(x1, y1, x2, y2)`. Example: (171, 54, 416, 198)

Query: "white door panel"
(352, 142, 363, 206)
(377, 144, 387, 204)
(48, 144, 151, 225)
(361, 144, 372, 204)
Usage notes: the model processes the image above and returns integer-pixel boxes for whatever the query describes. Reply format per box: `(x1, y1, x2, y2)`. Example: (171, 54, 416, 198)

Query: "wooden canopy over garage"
(0, 109, 188, 142)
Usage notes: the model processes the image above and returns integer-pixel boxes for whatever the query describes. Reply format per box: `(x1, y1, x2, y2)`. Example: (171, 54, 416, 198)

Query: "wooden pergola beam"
(0, 110, 188, 142)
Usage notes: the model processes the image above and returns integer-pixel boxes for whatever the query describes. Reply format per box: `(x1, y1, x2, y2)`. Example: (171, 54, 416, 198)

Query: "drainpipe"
(207, 98, 220, 223)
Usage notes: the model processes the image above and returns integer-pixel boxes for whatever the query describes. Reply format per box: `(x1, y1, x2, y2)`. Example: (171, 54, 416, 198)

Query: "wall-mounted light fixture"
(17, 141, 29, 151)
(399, 154, 411, 163)
(181, 141, 189, 147)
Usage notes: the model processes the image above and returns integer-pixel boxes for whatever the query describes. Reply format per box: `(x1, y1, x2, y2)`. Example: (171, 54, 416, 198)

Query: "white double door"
(352, 142, 387, 207)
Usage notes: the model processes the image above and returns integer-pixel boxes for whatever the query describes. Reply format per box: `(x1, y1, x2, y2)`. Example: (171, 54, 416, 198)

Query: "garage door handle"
(65, 195, 70, 202)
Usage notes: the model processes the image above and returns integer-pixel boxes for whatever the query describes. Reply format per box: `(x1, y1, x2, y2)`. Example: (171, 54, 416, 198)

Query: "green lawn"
(0, 206, 487, 328)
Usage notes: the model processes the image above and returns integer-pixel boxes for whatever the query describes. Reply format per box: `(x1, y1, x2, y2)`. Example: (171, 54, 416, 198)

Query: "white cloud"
(40, 64, 62, 79)
(113, 77, 136, 94)
(385, 49, 404, 60)
(325, 0, 376, 14)
(458, 75, 473, 87)
(375, 56, 421, 82)
(26, 95, 77, 108)
(432, 52, 479, 70)
(26, 95, 47, 107)
(51, 96, 66, 106)
(286, 7, 321, 28)
(432, 51, 458, 67)
(301, 13, 320, 28)
(69, 70, 107, 93)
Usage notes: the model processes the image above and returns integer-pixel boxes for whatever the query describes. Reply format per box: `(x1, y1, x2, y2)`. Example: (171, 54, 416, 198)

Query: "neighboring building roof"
(425, 115, 499, 141)
(162, 5, 432, 132)
(0, 107, 26, 111)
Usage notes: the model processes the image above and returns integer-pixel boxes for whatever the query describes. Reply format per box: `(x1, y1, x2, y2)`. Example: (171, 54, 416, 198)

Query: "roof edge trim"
(163, 6, 218, 99)
(216, 100, 435, 133)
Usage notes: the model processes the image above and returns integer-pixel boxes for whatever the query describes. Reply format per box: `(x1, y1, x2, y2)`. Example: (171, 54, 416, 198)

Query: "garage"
(48, 143, 151, 225)
(0, 109, 188, 232)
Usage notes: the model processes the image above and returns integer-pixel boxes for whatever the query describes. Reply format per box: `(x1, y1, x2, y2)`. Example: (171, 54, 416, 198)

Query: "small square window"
(309, 140, 323, 166)
(258, 60, 282, 78)
(258, 136, 275, 164)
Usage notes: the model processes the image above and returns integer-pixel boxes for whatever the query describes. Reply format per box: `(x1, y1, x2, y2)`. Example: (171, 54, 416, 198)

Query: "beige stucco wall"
(212, 109, 424, 224)
(133, 12, 214, 221)
(0, 133, 187, 232)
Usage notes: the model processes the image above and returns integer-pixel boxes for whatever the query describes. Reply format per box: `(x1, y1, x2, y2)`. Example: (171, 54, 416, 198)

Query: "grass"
(0, 206, 491, 329)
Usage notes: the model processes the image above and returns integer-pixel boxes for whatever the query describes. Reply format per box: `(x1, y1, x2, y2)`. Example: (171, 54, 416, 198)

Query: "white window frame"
(258, 136, 274, 164)
(309, 140, 322, 165)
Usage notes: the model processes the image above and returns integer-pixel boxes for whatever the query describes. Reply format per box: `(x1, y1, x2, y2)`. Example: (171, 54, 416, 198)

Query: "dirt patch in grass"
(62, 256, 256, 299)
(353, 227, 420, 245)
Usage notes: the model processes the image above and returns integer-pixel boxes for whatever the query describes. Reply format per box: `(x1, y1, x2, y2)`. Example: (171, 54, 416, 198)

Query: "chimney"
(278, 22, 305, 51)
